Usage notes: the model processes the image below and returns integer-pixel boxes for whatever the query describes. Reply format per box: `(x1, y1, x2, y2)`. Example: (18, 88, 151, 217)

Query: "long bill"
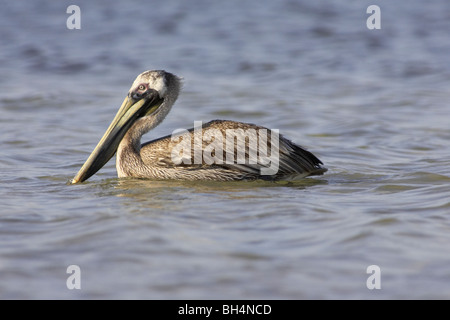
(70, 95, 159, 184)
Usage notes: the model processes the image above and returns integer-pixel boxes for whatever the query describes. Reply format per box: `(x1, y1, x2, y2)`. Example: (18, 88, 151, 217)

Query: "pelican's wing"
(140, 120, 326, 178)
(219, 129, 326, 178)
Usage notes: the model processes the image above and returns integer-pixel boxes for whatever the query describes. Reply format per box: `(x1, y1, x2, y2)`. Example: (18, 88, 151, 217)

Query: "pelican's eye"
(131, 84, 148, 99)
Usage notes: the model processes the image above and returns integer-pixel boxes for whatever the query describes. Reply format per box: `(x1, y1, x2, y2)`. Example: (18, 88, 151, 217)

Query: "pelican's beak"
(70, 91, 163, 184)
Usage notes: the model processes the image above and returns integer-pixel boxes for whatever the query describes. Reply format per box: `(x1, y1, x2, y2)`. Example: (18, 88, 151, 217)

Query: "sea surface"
(1, 0, 450, 299)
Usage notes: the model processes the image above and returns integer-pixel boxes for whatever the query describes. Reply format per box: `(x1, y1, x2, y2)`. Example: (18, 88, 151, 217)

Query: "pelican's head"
(71, 70, 181, 184)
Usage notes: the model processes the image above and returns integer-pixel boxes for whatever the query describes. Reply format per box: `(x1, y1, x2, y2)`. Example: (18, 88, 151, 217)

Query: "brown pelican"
(71, 70, 327, 183)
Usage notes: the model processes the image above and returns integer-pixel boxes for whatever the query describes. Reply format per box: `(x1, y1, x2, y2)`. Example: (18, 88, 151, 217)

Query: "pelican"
(71, 70, 327, 183)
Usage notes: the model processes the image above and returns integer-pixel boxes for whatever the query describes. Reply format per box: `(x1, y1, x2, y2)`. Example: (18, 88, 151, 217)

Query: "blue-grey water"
(1, 0, 450, 299)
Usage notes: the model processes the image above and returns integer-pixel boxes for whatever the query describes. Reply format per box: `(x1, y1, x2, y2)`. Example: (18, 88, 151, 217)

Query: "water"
(1, 0, 450, 299)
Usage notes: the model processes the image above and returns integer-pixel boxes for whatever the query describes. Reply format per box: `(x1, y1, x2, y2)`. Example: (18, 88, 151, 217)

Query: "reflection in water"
(112, 177, 327, 203)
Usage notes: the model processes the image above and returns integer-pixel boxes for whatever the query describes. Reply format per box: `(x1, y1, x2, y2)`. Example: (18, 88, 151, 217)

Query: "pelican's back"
(136, 120, 327, 181)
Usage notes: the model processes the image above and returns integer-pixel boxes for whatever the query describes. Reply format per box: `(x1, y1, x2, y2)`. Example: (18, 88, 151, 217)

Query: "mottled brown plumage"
(119, 119, 326, 181)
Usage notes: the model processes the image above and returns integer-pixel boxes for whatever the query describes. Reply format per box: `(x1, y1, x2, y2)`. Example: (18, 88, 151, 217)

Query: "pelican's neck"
(116, 99, 174, 177)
